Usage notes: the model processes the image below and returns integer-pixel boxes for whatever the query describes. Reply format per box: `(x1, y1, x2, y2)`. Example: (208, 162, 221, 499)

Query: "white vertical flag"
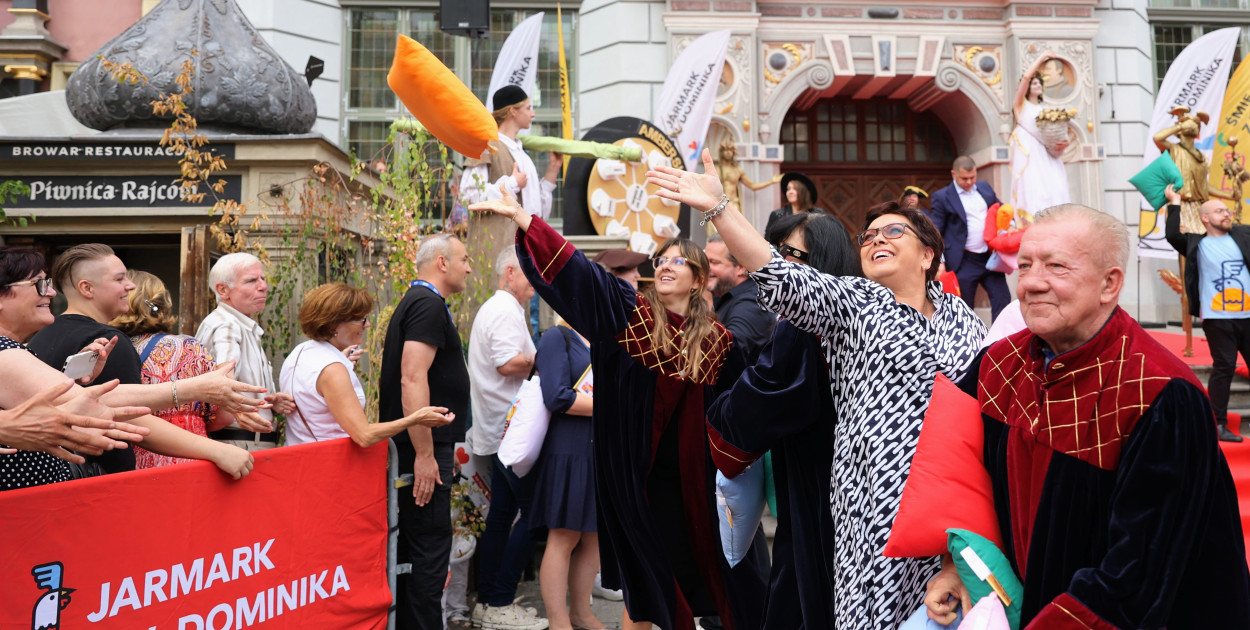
(486, 12, 545, 110)
(1138, 27, 1238, 258)
(656, 30, 730, 166)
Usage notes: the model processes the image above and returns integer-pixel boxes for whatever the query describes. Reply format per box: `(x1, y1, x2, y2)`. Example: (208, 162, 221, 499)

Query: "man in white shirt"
(466, 248, 549, 630)
(460, 85, 561, 220)
(196, 253, 295, 451)
(929, 155, 1010, 319)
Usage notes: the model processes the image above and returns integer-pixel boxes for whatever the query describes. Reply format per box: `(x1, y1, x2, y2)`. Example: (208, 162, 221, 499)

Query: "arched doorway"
(779, 97, 956, 232)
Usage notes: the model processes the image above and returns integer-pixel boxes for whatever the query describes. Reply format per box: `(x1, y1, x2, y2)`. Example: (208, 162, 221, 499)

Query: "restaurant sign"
(1, 175, 242, 208)
(0, 140, 235, 160)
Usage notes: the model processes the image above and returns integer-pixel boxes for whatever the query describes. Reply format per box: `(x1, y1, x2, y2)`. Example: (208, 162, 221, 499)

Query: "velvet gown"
(962, 308, 1250, 629)
(705, 319, 837, 630)
(515, 217, 766, 630)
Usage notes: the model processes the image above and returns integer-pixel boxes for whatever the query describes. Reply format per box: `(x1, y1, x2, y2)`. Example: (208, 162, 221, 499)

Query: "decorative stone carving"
(66, 0, 316, 134)
(762, 41, 814, 101)
(1018, 39, 1098, 156)
(954, 44, 1005, 104)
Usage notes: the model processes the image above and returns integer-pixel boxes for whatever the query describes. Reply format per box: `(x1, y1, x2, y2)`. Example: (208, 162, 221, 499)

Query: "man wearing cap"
(460, 85, 561, 220)
(899, 185, 929, 210)
(765, 172, 824, 235)
(592, 249, 649, 290)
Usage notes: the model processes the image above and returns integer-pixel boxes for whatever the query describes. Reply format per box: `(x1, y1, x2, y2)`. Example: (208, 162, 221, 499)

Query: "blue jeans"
(477, 454, 538, 607)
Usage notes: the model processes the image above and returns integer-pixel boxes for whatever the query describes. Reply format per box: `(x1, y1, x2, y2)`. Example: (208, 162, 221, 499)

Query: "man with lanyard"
(380, 232, 472, 630)
(1165, 185, 1249, 442)
(459, 85, 561, 218)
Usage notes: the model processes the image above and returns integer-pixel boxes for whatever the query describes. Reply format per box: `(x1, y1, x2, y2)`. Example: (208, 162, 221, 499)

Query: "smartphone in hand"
(62, 350, 99, 381)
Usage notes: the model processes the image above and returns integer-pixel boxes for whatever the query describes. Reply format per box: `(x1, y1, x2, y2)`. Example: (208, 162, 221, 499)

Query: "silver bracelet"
(171, 380, 179, 407)
(700, 195, 730, 226)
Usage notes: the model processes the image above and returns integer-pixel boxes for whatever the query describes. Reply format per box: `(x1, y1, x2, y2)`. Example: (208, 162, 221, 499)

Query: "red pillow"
(883, 373, 1003, 558)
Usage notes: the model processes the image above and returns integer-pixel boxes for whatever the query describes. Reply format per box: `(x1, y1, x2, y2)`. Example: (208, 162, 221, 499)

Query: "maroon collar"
(979, 307, 1197, 470)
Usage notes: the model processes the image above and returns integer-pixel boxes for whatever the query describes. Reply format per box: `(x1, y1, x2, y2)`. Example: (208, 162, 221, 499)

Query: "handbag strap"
(138, 333, 168, 365)
(285, 344, 321, 442)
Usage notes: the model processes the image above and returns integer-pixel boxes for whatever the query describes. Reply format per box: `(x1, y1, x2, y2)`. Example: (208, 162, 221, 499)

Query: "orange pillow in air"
(387, 35, 497, 159)
(882, 373, 1003, 558)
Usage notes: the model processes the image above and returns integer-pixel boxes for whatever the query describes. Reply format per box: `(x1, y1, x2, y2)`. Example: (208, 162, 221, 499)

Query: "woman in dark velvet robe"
(470, 195, 765, 630)
(707, 212, 860, 630)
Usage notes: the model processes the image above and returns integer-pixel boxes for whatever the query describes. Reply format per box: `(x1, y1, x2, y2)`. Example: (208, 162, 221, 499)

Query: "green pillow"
(947, 528, 1024, 630)
(1129, 152, 1184, 211)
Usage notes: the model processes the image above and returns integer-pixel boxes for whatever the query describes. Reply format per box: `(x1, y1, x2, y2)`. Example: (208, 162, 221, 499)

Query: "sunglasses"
(653, 256, 688, 267)
(857, 223, 918, 247)
(6, 275, 53, 296)
(778, 243, 809, 262)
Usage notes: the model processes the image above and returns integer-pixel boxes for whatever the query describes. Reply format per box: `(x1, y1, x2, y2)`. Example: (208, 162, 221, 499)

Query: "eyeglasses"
(350, 317, 369, 326)
(6, 276, 53, 296)
(857, 223, 918, 247)
(778, 243, 809, 262)
(653, 256, 688, 267)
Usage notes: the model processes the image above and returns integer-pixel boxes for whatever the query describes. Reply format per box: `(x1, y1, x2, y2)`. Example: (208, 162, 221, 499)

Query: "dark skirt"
(529, 412, 596, 532)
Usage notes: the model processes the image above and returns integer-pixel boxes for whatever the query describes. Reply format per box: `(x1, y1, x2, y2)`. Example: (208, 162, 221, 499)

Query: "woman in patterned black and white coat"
(649, 151, 987, 630)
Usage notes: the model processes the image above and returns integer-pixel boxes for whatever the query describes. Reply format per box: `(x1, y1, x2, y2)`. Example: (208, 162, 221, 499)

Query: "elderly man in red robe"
(925, 204, 1250, 628)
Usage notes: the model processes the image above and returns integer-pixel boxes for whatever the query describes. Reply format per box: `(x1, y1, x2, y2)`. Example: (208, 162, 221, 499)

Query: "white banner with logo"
(656, 30, 730, 166)
(1138, 27, 1238, 258)
(486, 12, 545, 110)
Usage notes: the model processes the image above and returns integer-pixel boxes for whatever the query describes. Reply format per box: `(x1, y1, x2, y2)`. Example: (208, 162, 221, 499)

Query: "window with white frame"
(343, 5, 576, 220)
(1147, 1, 1250, 89)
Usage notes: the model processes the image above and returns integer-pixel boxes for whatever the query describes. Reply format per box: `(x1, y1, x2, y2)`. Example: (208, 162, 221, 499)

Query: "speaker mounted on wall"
(440, 0, 490, 39)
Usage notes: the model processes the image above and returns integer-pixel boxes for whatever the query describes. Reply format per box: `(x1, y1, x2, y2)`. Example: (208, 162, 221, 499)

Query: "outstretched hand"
(0, 379, 150, 463)
(468, 183, 533, 231)
(646, 148, 724, 212)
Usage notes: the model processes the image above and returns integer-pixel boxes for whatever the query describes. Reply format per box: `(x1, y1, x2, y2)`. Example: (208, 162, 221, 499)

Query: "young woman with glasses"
(469, 188, 766, 630)
(648, 151, 986, 630)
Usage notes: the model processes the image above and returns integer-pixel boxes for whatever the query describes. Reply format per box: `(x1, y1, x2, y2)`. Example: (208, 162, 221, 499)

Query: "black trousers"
(395, 440, 455, 630)
(956, 250, 1011, 320)
(1202, 318, 1250, 426)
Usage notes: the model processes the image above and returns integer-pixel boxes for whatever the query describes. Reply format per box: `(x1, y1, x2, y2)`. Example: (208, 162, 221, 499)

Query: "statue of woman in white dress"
(1010, 53, 1072, 215)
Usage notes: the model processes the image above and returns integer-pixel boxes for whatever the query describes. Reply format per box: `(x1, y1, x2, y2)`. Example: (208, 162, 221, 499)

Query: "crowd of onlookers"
(4, 148, 1250, 630)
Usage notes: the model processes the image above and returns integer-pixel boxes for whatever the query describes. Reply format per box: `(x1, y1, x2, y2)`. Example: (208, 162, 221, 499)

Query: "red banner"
(0, 439, 391, 630)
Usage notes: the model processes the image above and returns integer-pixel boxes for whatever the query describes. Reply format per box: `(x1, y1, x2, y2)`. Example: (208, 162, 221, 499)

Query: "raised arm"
(647, 148, 773, 271)
(1153, 124, 1180, 153)
(648, 149, 863, 338)
(1014, 53, 1052, 115)
(470, 188, 639, 342)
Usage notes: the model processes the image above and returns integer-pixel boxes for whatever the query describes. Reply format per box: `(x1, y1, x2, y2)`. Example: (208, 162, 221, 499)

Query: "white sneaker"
(592, 573, 623, 601)
(471, 603, 485, 627)
(480, 604, 549, 630)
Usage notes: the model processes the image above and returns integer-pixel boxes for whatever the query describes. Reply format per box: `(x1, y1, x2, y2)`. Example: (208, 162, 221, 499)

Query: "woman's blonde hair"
(638, 238, 717, 382)
(111, 270, 176, 336)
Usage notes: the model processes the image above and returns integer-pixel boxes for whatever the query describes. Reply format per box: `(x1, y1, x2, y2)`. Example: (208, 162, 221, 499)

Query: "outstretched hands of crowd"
(647, 148, 726, 213)
(0, 378, 150, 464)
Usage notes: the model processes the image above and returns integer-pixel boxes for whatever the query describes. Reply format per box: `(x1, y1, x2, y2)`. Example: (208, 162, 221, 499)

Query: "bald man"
(1165, 186, 1250, 442)
(927, 205, 1250, 628)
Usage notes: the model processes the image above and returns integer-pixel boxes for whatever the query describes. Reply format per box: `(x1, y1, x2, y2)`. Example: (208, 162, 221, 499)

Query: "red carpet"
(1221, 441, 1250, 567)
(1148, 330, 1250, 562)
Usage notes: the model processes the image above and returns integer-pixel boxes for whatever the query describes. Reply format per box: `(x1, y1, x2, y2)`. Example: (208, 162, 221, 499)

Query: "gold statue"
(1220, 136, 1250, 224)
(716, 139, 781, 212)
(1153, 105, 1211, 234)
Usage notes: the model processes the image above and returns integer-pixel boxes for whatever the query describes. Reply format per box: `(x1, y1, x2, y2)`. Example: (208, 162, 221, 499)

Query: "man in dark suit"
(929, 155, 1010, 319)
